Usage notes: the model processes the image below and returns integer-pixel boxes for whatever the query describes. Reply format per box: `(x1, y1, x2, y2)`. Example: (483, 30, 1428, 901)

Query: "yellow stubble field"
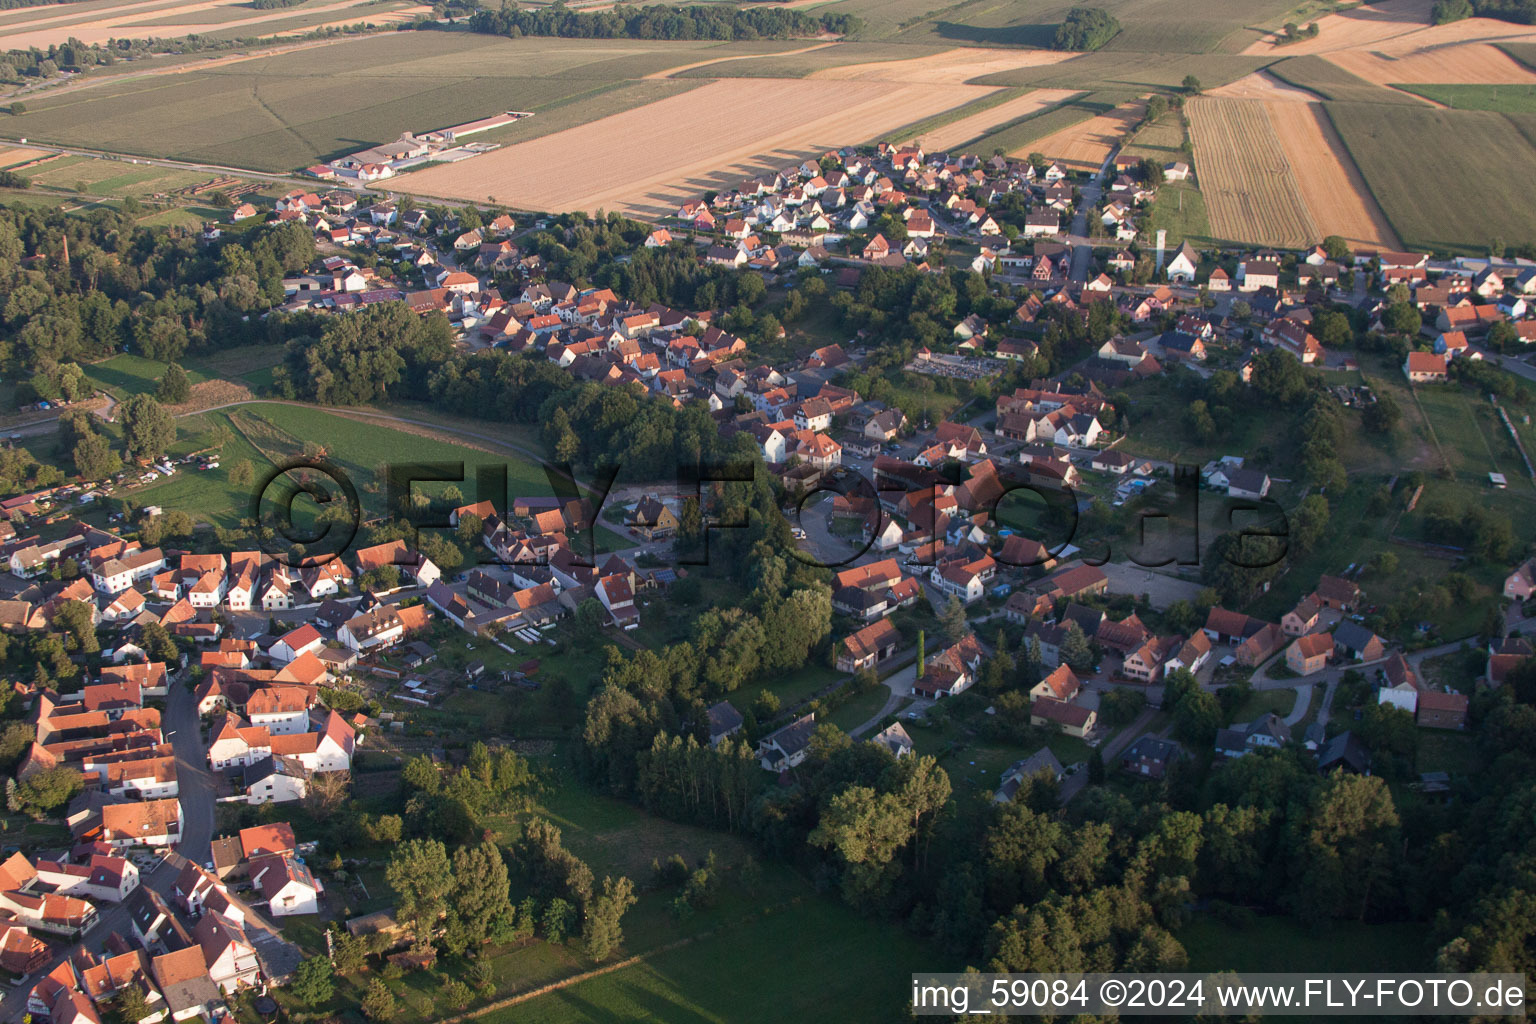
(396, 76, 993, 218)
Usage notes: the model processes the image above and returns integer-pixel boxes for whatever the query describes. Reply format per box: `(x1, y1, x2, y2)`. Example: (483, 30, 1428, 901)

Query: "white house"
(246, 687, 312, 736)
(100, 799, 182, 849)
(1165, 242, 1199, 283)
(268, 625, 324, 665)
(250, 855, 321, 916)
(34, 855, 140, 903)
(207, 715, 273, 771)
(243, 755, 309, 805)
(337, 607, 405, 653)
(758, 713, 815, 772)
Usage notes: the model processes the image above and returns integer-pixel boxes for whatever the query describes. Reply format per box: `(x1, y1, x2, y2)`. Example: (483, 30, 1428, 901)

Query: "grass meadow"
(114, 399, 556, 527)
(1395, 82, 1536, 112)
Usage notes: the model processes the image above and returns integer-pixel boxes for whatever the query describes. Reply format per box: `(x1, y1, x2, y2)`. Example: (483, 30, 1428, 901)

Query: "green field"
(10, 33, 804, 171)
(19, 154, 211, 198)
(1267, 55, 1425, 104)
(83, 353, 213, 397)
(1395, 82, 1536, 112)
(1325, 102, 1536, 254)
(481, 891, 942, 1024)
(123, 400, 557, 527)
(1502, 42, 1536, 70)
(131, 0, 411, 26)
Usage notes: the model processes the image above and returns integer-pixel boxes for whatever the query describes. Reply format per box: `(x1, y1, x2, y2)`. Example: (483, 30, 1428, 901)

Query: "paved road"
(1067, 149, 1115, 283)
(165, 678, 215, 867)
(1060, 703, 1159, 802)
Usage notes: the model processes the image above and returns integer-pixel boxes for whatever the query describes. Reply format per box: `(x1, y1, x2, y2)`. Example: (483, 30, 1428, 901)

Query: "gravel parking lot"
(1098, 561, 1208, 610)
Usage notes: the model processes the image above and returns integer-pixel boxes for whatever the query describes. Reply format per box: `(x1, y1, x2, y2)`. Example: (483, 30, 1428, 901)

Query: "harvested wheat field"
(270, 4, 433, 36)
(811, 47, 1077, 84)
(1247, 0, 1536, 55)
(0, 0, 402, 49)
(912, 89, 1082, 152)
(1019, 97, 1145, 171)
(1243, 0, 1434, 54)
(1263, 100, 1399, 248)
(1326, 41, 1536, 84)
(1187, 97, 1317, 246)
(0, 146, 57, 170)
(398, 77, 990, 217)
(1209, 70, 1324, 101)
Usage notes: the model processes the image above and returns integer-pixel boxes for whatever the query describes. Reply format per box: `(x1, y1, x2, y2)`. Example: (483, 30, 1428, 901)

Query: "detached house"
(1030, 698, 1096, 738)
(1505, 558, 1536, 600)
(1029, 664, 1081, 703)
(1404, 351, 1448, 382)
(758, 713, 815, 772)
(1286, 632, 1334, 675)
(250, 855, 321, 916)
(837, 619, 900, 673)
(1215, 713, 1290, 759)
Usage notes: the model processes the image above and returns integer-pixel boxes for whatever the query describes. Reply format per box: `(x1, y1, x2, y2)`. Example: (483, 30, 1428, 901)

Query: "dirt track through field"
(396, 76, 991, 217)
(911, 88, 1081, 152)
(1187, 96, 1317, 247)
(1325, 41, 1536, 83)
(811, 46, 1077, 83)
(1021, 97, 1145, 170)
(642, 41, 836, 78)
(1262, 99, 1400, 248)
(1209, 70, 1325, 101)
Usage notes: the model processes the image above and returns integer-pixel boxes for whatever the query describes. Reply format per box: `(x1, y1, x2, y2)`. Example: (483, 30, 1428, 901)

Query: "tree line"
(1433, 0, 1536, 24)
(466, 2, 861, 41)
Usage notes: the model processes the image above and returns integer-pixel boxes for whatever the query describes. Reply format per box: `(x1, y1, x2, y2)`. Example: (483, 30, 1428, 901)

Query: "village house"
(1416, 689, 1469, 730)
(1030, 698, 1096, 738)
(995, 748, 1064, 801)
(1029, 664, 1081, 703)
(1404, 351, 1449, 382)
(836, 618, 901, 673)
(707, 701, 744, 747)
(758, 713, 816, 772)
(1215, 714, 1290, 759)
